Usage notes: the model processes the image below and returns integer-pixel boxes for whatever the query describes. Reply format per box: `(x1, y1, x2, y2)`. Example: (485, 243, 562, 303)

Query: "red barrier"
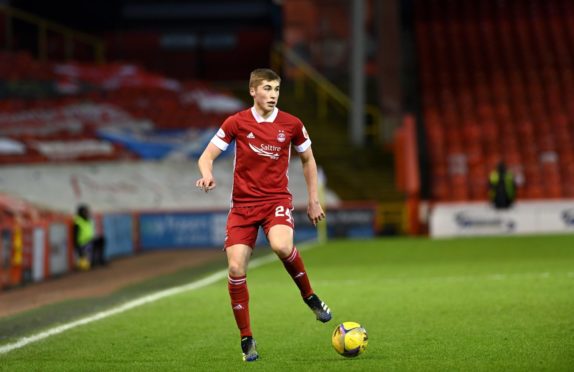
(0, 195, 74, 291)
(394, 126, 406, 192)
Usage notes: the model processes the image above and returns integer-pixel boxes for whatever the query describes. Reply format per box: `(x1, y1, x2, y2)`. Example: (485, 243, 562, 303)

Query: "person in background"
(488, 162, 517, 209)
(73, 204, 107, 270)
(196, 68, 331, 362)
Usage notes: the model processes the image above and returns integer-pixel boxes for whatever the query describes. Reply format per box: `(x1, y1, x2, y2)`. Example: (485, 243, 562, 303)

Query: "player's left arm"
(299, 147, 326, 226)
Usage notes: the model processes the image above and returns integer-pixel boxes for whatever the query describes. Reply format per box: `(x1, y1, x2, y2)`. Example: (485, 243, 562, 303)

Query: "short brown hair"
(249, 68, 281, 89)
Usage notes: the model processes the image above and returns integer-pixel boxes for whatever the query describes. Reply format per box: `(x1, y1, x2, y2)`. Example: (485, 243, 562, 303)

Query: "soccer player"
(196, 68, 332, 362)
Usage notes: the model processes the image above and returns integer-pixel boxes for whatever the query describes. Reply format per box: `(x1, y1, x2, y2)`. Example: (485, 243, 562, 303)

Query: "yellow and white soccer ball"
(331, 321, 368, 358)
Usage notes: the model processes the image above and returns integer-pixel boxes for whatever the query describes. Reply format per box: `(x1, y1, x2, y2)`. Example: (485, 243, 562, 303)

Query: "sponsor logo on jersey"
(217, 128, 225, 138)
(247, 132, 255, 139)
(233, 304, 244, 310)
(277, 130, 286, 142)
(248, 143, 280, 160)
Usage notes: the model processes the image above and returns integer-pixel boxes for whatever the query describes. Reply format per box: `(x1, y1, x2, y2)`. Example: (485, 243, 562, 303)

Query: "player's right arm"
(197, 115, 236, 192)
(196, 142, 223, 192)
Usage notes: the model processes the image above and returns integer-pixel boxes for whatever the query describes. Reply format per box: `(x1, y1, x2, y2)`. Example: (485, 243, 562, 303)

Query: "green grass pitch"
(1, 235, 573, 371)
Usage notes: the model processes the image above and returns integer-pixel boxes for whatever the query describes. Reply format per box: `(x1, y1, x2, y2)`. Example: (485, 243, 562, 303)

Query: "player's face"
(251, 80, 280, 114)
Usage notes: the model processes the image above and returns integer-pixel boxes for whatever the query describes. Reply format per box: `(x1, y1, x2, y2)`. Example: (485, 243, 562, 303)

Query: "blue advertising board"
(293, 207, 376, 242)
(139, 212, 228, 249)
(137, 206, 376, 250)
(102, 214, 134, 259)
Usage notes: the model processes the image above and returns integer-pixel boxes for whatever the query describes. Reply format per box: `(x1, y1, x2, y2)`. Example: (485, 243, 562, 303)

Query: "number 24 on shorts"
(275, 206, 293, 224)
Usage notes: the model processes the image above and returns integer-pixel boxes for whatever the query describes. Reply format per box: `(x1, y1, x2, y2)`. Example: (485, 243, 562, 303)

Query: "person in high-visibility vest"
(73, 204, 107, 270)
(488, 162, 517, 209)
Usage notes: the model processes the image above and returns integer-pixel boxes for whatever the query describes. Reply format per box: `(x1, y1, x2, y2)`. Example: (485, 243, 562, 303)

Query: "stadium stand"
(0, 50, 245, 164)
(0, 49, 342, 212)
(414, 0, 574, 201)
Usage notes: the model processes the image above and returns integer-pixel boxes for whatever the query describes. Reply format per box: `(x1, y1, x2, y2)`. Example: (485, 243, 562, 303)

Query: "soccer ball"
(331, 321, 368, 357)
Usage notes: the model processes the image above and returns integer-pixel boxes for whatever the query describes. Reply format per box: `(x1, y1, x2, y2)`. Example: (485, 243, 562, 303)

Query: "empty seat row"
(415, 0, 574, 200)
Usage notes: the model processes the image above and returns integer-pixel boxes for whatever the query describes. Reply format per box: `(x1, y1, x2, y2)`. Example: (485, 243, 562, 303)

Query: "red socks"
(281, 246, 314, 298)
(228, 247, 312, 338)
(228, 275, 251, 337)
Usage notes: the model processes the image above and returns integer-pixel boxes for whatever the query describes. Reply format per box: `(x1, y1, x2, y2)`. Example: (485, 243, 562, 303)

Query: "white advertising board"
(431, 200, 574, 238)
(32, 227, 45, 282)
(49, 223, 69, 275)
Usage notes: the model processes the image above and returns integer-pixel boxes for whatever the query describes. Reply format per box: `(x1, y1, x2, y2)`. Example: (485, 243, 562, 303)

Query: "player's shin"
(228, 275, 252, 337)
(280, 246, 314, 298)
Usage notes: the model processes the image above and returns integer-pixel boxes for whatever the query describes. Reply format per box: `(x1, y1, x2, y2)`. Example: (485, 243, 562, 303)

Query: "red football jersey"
(211, 107, 311, 206)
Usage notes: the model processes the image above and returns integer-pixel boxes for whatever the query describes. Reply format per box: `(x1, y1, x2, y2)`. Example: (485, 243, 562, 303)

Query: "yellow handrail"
(272, 43, 383, 143)
(0, 5, 105, 63)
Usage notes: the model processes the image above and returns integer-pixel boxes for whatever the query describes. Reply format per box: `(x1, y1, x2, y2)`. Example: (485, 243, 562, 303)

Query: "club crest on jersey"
(277, 130, 286, 143)
(248, 143, 280, 160)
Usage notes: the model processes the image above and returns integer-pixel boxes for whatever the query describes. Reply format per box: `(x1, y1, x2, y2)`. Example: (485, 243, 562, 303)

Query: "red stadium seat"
(415, 0, 574, 201)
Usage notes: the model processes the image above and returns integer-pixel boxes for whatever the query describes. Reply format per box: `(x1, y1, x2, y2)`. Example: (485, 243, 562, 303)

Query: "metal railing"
(0, 5, 105, 63)
(271, 43, 383, 144)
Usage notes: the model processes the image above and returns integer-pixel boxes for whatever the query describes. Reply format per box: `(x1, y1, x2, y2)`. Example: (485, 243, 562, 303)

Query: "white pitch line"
(0, 244, 313, 355)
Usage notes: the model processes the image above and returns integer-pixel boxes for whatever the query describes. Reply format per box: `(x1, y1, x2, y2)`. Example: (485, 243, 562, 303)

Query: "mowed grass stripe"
(0, 235, 573, 371)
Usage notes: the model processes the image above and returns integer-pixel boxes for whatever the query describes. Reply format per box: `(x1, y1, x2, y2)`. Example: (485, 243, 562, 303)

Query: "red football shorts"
(224, 200, 294, 249)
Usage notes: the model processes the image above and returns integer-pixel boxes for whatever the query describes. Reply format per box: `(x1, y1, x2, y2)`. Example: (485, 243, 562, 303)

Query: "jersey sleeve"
(210, 115, 237, 151)
(292, 119, 312, 153)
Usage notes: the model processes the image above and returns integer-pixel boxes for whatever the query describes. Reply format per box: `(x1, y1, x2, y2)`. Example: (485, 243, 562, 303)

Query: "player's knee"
(271, 243, 292, 259)
(228, 262, 246, 277)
